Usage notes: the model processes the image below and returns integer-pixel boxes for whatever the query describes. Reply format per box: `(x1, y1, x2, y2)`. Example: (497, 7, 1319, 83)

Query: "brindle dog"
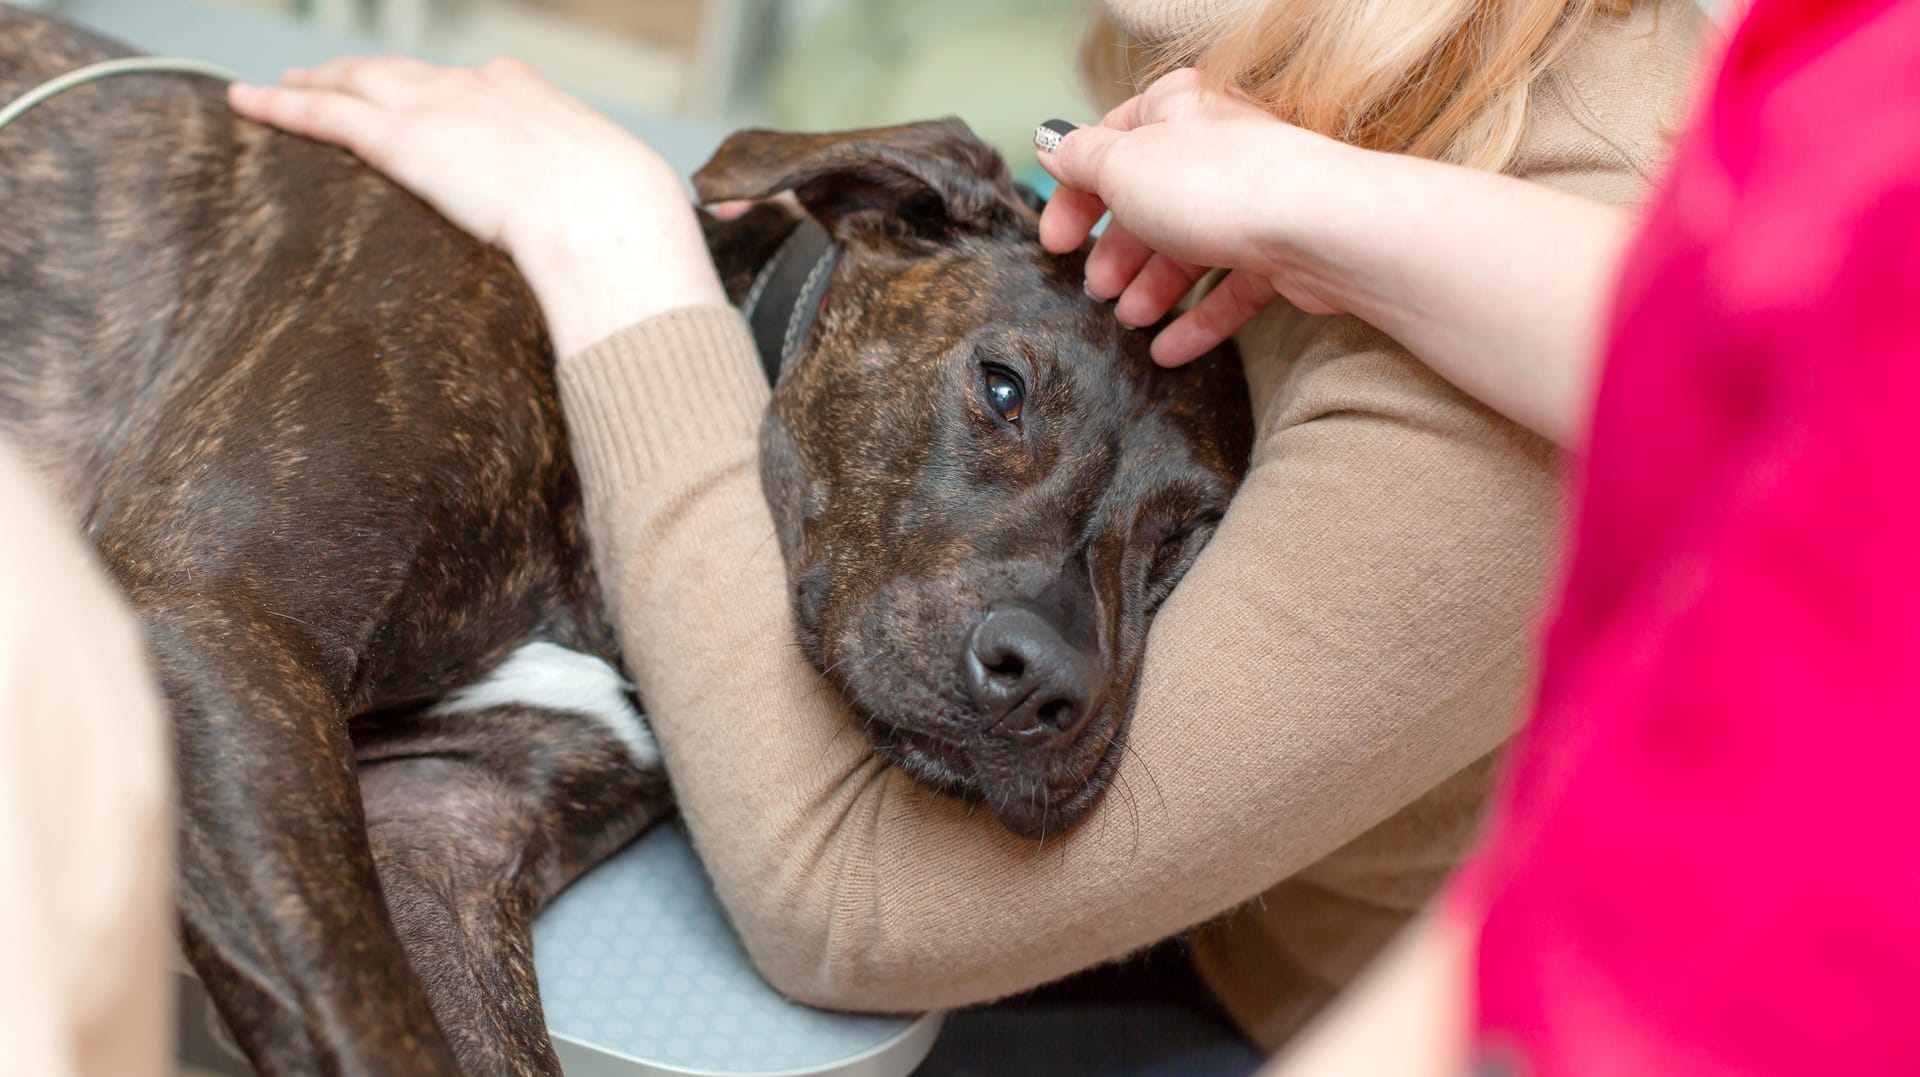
(0, 7, 1251, 1075)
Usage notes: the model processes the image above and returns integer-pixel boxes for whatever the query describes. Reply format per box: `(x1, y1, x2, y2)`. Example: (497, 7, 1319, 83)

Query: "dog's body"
(1, 7, 1251, 1074)
(3, 12, 657, 1073)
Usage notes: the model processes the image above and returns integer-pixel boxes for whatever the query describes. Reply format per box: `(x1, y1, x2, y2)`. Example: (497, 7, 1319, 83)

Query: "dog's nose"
(962, 604, 1099, 742)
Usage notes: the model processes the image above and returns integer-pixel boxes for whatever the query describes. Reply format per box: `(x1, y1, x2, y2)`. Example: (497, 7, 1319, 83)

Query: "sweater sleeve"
(555, 301, 1558, 1013)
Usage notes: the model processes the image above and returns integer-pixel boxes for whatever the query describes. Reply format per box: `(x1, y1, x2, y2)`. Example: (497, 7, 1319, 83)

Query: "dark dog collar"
(740, 218, 842, 385)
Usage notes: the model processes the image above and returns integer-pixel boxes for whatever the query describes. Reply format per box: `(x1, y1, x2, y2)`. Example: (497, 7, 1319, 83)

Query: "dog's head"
(696, 119, 1253, 838)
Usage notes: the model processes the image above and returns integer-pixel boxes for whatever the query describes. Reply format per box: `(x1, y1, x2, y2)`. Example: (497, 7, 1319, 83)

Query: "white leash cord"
(0, 56, 242, 135)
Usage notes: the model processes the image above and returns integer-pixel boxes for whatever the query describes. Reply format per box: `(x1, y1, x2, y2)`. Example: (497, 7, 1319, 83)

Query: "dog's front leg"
(144, 595, 464, 1076)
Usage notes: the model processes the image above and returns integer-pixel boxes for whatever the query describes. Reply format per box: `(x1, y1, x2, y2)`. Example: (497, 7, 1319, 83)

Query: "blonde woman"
(231, 0, 1706, 1070)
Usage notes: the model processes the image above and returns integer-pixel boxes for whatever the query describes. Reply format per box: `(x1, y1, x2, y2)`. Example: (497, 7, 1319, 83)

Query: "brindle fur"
(1, 7, 1251, 1074)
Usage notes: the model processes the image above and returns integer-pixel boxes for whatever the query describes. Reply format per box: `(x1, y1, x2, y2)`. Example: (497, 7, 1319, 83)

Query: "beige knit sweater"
(555, 0, 1705, 1051)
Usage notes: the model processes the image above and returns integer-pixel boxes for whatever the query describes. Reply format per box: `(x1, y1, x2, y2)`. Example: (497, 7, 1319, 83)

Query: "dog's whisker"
(1116, 737, 1171, 823)
(1078, 721, 1150, 854)
(746, 526, 780, 564)
(1114, 764, 1145, 856)
(817, 721, 860, 765)
(1036, 781, 1051, 850)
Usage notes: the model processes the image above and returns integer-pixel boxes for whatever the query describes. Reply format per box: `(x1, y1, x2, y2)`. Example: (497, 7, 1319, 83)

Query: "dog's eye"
(983, 368, 1024, 422)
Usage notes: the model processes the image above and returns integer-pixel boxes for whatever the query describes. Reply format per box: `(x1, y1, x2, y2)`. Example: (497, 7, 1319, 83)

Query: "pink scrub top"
(1460, 0, 1920, 1073)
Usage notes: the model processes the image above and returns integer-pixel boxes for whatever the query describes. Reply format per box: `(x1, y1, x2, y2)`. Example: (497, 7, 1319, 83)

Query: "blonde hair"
(1082, 0, 1636, 172)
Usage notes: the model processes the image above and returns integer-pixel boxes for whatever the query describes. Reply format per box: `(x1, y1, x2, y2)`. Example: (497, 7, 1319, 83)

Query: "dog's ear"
(692, 117, 1030, 245)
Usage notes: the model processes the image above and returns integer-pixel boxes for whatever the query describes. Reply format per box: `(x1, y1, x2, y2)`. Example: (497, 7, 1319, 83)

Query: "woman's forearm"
(1284, 144, 1635, 447)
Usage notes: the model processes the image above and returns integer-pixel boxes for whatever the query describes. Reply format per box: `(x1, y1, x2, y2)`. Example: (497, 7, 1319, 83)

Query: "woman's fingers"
(1116, 252, 1204, 327)
(1033, 74, 1204, 257)
(281, 56, 436, 108)
(1028, 69, 1307, 357)
(1150, 269, 1279, 366)
(707, 192, 804, 221)
(227, 83, 393, 163)
(1037, 183, 1106, 255)
(1033, 122, 1126, 213)
(1084, 222, 1153, 300)
(478, 56, 542, 85)
(239, 59, 439, 167)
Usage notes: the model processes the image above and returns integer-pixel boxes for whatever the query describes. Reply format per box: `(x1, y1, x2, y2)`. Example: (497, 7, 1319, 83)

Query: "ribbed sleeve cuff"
(556, 304, 769, 492)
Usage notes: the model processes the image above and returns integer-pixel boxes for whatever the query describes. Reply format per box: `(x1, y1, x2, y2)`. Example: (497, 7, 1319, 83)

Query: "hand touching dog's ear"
(1031, 68, 1346, 367)
(694, 118, 1035, 246)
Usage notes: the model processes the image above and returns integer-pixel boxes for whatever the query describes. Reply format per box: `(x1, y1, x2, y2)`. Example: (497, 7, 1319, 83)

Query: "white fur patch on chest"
(433, 641, 657, 768)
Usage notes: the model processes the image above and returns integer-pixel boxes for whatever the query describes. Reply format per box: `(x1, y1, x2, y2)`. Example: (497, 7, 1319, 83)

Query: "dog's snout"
(962, 604, 1098, 743)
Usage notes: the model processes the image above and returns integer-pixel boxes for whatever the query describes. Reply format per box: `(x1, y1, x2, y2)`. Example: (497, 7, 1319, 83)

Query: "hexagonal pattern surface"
(535, 821, 939, 1075)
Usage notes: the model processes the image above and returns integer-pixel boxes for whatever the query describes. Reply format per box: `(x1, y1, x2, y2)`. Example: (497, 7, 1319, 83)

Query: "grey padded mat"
(537, 821, 940, 1076)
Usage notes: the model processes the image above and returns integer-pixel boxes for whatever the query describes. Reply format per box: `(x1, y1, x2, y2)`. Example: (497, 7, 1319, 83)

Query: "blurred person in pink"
(1459, 0, 1920, 1071)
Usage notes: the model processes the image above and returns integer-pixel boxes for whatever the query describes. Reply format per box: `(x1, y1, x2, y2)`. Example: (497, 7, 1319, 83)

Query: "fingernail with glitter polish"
(1034, 119, 1078, 153)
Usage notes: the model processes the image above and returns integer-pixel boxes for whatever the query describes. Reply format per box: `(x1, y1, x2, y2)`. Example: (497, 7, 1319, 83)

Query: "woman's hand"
(1034, 68, 1360, 366)
(1037, 67, 1631, 445)
(229, 58, 725, 355)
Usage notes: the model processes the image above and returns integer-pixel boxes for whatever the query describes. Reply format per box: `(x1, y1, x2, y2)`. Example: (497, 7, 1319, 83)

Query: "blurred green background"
(756, 0, 1098, 188)
(23, 0, 1101, 190)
